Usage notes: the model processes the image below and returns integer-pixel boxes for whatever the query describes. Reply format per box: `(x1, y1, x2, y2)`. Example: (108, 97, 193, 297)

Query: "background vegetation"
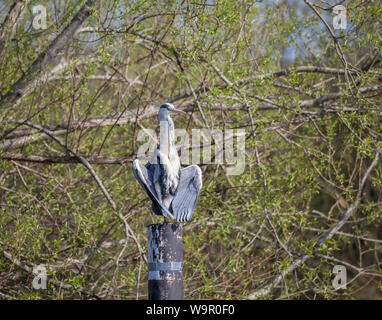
(0, 0, 381, 299)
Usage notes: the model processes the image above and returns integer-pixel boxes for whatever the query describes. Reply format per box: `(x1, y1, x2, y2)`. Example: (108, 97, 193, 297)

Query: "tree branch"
(0, 152, 133, 164)
(0, 0, 97, 116)
(248, 146, 381, 299)
(10, 121, 147, 264)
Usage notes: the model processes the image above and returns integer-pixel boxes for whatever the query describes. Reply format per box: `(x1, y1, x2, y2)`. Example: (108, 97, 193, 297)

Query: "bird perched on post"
(132, 103, 202, 222)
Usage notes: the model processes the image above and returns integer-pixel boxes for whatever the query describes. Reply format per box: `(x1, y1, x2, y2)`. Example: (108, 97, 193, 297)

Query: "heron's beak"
(173, 109, 186, 114)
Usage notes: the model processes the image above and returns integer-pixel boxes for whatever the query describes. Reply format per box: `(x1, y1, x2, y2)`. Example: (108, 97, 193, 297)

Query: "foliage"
(0, 0, 381, 299)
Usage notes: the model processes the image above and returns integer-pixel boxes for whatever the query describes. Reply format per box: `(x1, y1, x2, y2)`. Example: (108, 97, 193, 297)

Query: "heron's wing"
(171, 165, 202, 222)
(132, 159, 175, 219)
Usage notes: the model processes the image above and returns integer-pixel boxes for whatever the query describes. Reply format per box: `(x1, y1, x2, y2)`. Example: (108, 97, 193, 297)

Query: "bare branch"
(0, 0, 97, 116)
(248, 147, 381, 299)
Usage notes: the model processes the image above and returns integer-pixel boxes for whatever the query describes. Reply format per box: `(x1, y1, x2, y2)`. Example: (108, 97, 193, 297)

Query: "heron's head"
(158, 103, 186, 120)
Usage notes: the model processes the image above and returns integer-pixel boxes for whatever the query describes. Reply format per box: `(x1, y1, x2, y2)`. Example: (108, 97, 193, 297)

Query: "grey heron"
(132, 103, 202, 222)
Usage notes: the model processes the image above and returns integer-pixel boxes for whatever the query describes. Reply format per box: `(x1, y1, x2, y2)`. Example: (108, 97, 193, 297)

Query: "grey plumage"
(132, 103, 202, 222)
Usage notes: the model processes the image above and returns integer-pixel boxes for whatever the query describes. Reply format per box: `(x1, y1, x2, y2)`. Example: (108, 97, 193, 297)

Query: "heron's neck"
(159, 115, 175, 156)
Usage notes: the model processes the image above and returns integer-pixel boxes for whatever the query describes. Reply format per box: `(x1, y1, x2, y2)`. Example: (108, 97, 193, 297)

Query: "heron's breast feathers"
(154, 148, 181, 195)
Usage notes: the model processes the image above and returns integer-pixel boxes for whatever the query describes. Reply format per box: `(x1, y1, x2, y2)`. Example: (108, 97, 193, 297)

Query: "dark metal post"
(147, 223, 183, 300)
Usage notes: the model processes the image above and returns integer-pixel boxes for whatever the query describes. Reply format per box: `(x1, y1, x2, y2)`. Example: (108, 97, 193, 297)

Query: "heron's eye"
(160, 103, 175, 111)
